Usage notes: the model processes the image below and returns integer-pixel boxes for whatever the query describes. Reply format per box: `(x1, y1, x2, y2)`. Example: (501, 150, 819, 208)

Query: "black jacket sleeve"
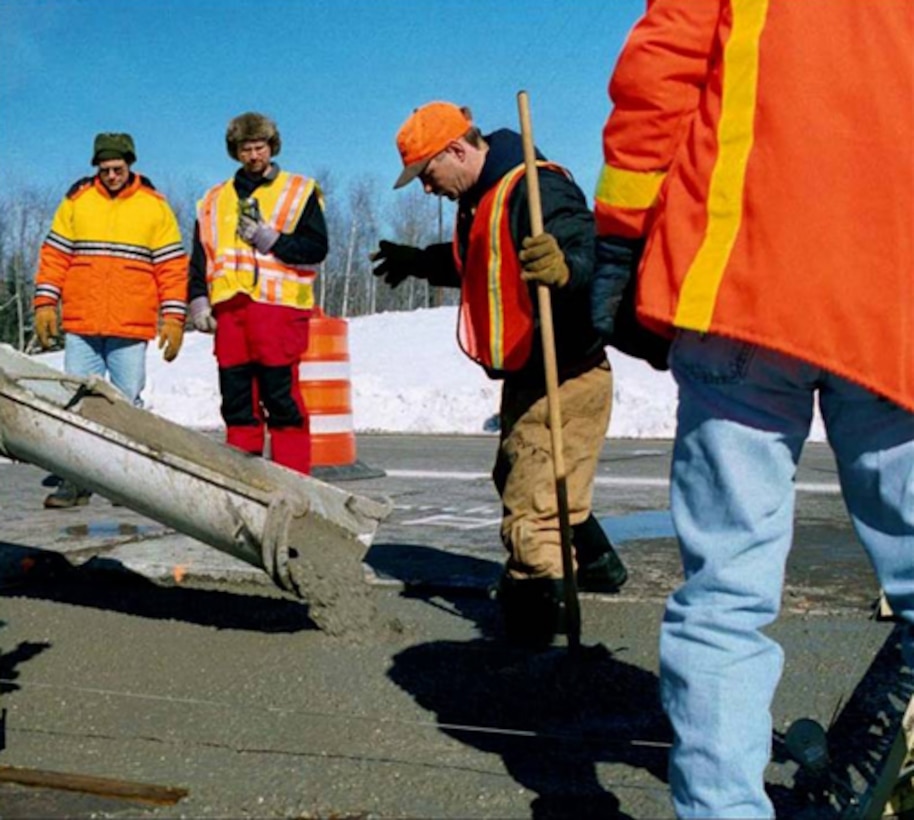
(270, 188, 329, 266)
(421, 242, 461, 288)
(507, 167, 605, 383)
(187, 222, 208, 302)
(511, 169, 596, 295)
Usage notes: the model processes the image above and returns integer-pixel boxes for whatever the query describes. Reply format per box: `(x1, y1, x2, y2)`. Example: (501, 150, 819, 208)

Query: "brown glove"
(34, 305, 59, 349)
(158, 317, 184, 362)
(519, 232, 570, 288)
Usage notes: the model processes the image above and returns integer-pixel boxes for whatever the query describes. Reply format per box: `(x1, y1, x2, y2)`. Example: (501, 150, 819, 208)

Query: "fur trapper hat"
(225, 112, 281, 160)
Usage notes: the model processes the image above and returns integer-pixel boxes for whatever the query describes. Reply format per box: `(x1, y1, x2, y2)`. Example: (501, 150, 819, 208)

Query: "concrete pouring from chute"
(0, 343, 391, 636)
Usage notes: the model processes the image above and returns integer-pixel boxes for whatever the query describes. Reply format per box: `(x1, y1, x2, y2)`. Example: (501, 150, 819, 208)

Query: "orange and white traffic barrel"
(299, 308, 357, 469)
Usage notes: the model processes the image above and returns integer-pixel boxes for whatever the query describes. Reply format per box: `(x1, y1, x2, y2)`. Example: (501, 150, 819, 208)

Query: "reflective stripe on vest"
(673, 0, 768, 331)
(197, 172, 318, 309)
(593, 164, 667, 238)
(454, 162, 558, 372)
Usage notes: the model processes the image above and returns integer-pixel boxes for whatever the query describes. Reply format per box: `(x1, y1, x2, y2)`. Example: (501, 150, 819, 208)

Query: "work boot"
(497, 573, 566, 649)
(43, 480, 91, 509)
(577, 546, 628, 593)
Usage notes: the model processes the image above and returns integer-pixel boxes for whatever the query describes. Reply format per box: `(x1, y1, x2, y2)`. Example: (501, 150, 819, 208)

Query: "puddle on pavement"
(600, 510, 675, 544)
(63, 521, 163, 539)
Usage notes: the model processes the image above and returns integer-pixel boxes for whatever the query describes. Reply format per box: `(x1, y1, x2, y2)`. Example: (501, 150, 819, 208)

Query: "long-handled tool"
(516, 89, 582, 653)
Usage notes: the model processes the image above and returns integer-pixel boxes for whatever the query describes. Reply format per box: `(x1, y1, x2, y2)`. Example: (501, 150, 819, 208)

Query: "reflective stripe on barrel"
(299, 309, 357, 467)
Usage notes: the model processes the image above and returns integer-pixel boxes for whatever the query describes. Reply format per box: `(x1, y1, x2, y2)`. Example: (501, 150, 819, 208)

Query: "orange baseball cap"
(394, 101, 472, 189)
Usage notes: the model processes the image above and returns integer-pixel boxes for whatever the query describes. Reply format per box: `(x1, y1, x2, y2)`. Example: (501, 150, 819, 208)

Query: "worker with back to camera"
(187, 112, 328, 474)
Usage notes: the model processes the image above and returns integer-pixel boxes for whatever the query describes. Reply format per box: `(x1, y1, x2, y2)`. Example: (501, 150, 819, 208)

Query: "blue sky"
(1, 0, 643, 210)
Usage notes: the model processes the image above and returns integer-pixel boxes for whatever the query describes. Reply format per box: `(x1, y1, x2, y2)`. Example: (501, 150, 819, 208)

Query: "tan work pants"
(493, 361, 613, 579)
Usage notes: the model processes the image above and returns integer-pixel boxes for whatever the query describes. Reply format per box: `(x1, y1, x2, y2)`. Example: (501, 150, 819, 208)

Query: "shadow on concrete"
(0, 542, 316, 634)
(389, 639, 670, 819)
(373, 543, 671, 818)
(0, 637, 52, 696)
(365, 541, 503, 639)
(365, 541, 501, 592)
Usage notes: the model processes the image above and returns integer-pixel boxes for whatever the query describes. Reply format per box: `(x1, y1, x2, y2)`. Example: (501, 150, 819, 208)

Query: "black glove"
(591, 235, 671, 371)
(370, 240, 426, 289)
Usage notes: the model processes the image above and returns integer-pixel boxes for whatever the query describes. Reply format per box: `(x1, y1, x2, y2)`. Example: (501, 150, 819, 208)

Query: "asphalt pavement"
(0, 434, 900, 818)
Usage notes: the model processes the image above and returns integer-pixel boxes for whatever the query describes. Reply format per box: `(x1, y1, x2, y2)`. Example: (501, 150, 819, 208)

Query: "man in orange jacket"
(596, 2, 913, 816)
(33, 132, 187, 508)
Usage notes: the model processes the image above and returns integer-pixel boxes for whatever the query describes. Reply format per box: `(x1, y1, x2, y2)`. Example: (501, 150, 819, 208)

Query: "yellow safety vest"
(198, 171, 318, 310)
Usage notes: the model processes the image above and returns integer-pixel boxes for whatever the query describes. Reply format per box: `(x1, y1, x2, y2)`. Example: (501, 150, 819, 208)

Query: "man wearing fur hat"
(187, 113, 328, 474)
(33, 132, 188, 509)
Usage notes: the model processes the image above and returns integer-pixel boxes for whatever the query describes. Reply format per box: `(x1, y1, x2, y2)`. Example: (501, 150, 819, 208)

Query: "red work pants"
(213, 293, 311, 474)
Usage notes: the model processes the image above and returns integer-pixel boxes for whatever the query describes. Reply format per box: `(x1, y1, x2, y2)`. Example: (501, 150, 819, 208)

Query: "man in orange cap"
(372, 101, 627, 648)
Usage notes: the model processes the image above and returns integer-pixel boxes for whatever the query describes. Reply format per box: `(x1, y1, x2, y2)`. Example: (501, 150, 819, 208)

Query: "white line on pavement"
(384, 469, 841, 494)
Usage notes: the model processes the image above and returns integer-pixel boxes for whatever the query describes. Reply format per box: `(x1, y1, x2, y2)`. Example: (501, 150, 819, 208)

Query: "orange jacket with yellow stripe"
(596, 0, 913, 412)
(34, 174, 188, 340)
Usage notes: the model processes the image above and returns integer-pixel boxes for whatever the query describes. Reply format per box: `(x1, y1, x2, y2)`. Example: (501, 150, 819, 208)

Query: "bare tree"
(380, 187, 454, 313)
(314, 168, 343, 316)
(319, 174, 381, 318)
(0, 185, 56, 349)
(159, 175, 208, 252)
(0, 170, 450, 350)
(344, 177, 380, 317)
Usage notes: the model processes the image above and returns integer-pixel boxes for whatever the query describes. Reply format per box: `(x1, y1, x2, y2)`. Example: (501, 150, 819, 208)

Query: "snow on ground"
(36, 305, 825, 441)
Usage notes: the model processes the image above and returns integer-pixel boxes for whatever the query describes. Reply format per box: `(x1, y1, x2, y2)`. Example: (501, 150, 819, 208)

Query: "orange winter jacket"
(596, 0, 913, 412)
(34, 174, 188, 340)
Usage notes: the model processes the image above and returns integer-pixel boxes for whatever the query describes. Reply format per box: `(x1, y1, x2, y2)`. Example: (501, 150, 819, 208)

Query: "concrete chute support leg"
(0, 344, 390, 636)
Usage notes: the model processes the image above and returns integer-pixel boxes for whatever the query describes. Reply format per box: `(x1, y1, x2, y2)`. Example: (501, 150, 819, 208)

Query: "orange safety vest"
(197, 171, 318, 310)
(595, 0, 913, 412)
(454, 163, 537, 373)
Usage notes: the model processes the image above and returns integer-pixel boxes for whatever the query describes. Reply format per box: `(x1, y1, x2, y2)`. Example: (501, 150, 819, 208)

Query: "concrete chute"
(0, 344, 390, 636)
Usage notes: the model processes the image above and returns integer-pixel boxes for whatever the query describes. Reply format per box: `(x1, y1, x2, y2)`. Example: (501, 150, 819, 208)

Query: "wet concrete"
(0, 435, 899, 818)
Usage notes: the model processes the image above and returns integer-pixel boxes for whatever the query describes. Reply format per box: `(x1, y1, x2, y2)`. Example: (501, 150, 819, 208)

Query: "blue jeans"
(662, 331, 914, 818)
(64, 334, 147, 407)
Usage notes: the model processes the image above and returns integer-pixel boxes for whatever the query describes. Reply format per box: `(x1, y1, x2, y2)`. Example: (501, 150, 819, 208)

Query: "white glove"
(189, 296, 216, 333)
(237, 213, 279, 253)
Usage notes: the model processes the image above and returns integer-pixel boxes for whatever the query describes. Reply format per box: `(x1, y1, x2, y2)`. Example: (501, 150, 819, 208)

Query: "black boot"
(573, 514, 628, 593)
(577, 549, 628, 593)
(43, 480, 92, 509)
(497, 573, 566, 649)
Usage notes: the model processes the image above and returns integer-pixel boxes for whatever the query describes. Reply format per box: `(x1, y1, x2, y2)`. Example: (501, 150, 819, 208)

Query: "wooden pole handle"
(517, 90, 566, 480)
(516, 89, 581, 652)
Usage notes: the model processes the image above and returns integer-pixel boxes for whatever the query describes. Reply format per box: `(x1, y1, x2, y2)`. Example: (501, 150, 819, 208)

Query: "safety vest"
(455, 161, 574, 374)
(197, 171, 318, 310)
(453, 163, 538, 373)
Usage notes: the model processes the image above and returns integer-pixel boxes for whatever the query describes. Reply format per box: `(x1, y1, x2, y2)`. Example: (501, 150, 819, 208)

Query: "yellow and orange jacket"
(596, 0, 913, 412)
(34, 174, 188, 340)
